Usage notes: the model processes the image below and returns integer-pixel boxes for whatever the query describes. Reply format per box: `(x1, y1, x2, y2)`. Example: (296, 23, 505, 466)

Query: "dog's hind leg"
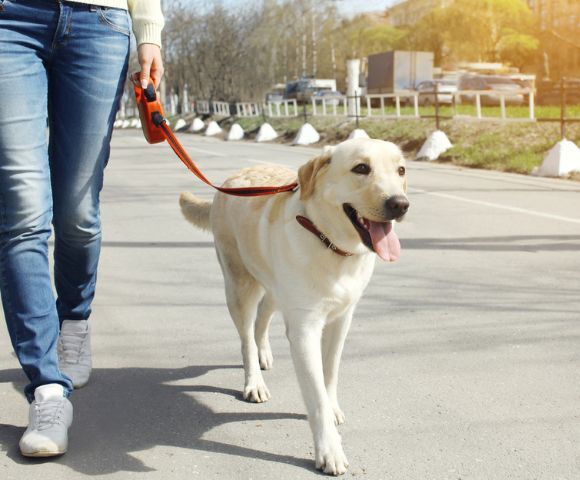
(322, 307, 354, 426)
(219, 249, 271, 403)
(255, 293, 275, 370)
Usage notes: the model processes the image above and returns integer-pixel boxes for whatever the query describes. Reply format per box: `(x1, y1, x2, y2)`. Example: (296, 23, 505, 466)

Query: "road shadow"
(0, 365, 311, 475)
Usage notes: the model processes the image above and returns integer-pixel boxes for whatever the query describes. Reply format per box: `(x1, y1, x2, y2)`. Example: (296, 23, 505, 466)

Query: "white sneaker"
(19, 384, 73, 457)
(58, 320, 92, 388)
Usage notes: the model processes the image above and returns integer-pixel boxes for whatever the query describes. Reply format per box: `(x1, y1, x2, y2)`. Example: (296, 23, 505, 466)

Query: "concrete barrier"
(189, 118, 205, 133)
(174, 118, 187, 131)
(205, 121, 223, 136)
(256, 123, 278, 142)
(227, 123, 245, 141)
(348, 129, 370, 140)
(416, 130, 452, 161)
(293, 123, 320, 146)
(535, 139, 580, 177)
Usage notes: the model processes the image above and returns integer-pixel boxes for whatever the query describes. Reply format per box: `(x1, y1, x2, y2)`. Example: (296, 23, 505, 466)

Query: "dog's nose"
(385, 195, 409, 219)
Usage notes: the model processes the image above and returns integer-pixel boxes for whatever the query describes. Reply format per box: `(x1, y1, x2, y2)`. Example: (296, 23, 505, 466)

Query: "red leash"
(135, 83, 298, 197)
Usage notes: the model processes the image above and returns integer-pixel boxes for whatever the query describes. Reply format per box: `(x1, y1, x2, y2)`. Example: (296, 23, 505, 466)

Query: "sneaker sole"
(21, 449, 67, 458)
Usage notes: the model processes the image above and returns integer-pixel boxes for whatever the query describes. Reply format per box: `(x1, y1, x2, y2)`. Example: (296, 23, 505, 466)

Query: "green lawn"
(234, 113, 580, 178)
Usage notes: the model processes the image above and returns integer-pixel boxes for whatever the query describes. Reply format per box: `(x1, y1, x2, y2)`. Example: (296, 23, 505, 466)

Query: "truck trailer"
(367, 51, 434, 95)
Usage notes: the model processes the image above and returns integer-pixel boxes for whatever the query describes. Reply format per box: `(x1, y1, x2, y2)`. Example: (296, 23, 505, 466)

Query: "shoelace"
(34, 400, 65, 431)
(59, 330, 88, 364)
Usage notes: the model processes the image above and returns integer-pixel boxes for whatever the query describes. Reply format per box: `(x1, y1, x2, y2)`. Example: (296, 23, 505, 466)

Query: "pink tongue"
(368, 221, 401, 262)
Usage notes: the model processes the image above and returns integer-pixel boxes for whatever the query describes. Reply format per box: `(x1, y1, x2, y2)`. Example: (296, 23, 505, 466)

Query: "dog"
(179, 138, 409, 475)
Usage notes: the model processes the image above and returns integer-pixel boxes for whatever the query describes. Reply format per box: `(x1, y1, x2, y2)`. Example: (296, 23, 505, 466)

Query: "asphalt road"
(1, 129, 579, 480)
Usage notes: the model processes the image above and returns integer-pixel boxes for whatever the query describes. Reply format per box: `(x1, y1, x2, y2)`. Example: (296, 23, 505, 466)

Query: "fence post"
(560, 77, 567, 140)
(528, 89, 535, 121)
(413, 93, 419, 118)
(434, 82, 440, 130)
(395, 95, 401, 118)
(355, 91, 360, 128)
(475, 93, 482, 119)
(500, 94, 506, 120)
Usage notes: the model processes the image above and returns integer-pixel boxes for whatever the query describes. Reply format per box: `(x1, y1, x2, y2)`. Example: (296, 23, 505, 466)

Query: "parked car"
(458, 75, 524, 106)
(416, 79, 457, 106)
(285, 77, 338, 104)
(265, 91, 284, 103)
(314, 90, 344, 106)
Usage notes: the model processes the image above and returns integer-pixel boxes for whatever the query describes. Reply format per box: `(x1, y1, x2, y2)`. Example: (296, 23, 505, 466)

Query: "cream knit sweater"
(66, 0, 164, 47)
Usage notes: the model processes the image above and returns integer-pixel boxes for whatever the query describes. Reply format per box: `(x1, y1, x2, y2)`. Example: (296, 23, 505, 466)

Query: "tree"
(444, 0, 535, 62)
(498, 32, 539, 70)
(402, 8, 450, 66)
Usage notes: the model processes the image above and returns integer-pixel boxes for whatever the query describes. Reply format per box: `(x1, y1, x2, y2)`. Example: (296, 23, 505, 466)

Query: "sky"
(332, 0, 399, 16)
(180, 0, 400, 17)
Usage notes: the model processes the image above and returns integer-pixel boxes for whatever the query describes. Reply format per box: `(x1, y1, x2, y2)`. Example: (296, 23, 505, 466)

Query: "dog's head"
(298, 138, 409, 262)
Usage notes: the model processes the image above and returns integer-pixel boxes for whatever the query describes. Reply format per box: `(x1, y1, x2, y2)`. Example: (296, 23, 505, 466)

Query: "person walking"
(0, 0, 164, 457)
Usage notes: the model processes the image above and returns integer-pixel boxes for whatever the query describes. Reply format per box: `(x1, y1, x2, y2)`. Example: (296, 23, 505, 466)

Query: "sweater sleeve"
(127, 0, 165, 47)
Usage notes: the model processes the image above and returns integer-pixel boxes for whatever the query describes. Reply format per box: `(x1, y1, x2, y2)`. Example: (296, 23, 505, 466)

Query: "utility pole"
(311, 3, 317, 78)
(301, 13, 307, 77)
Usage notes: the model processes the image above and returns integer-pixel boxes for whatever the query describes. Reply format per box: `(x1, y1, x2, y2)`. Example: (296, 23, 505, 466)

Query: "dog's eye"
(398, 166, 406, 176)
(351, 164, 371, 175)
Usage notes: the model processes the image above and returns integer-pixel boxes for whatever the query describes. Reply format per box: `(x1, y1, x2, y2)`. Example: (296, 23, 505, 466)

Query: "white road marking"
(176, 145, 227, 157)
(412, 188, 580, 225)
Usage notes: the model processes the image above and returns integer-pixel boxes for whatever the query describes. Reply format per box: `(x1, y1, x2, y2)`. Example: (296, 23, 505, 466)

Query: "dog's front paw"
(315, 437, 349, 476)
(243, 378, 271, 403)
(258, 342, 273, 370)
(332, 404, 346, 426)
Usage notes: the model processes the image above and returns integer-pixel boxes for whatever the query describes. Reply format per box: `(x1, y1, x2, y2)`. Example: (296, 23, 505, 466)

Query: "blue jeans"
(0, 0, 129, 402)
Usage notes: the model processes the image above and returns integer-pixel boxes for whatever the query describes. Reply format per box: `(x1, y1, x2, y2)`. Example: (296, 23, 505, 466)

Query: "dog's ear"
(298, 152, 331, 200)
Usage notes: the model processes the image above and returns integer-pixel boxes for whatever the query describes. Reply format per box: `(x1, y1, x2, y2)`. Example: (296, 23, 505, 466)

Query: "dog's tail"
(179, 192, 212, 232)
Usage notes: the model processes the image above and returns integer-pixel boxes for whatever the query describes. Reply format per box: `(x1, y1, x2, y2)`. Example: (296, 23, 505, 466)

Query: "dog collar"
(295, 215, 353, 257)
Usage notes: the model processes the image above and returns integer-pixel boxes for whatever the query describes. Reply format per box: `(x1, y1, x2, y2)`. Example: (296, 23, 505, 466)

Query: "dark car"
(416, 79, 457, 105)
(458, 75, 524, 106)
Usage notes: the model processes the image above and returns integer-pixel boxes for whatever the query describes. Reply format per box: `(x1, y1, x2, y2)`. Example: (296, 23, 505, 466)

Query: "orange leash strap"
(135, 83, 298, 197)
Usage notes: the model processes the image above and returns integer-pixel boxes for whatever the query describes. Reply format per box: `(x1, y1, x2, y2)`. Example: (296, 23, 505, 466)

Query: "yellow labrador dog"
(179, 138, 409, 475)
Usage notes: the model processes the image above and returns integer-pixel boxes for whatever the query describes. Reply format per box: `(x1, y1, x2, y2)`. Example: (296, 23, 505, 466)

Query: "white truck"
(367, 51, 434, 95)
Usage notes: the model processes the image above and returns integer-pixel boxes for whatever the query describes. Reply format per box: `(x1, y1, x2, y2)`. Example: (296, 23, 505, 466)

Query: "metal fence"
(117, 78, 579, 137)
(265, 99, 299, 117)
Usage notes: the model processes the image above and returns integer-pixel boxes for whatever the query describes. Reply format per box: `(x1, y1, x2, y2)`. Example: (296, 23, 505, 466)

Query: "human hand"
(135, 43, 164, 88)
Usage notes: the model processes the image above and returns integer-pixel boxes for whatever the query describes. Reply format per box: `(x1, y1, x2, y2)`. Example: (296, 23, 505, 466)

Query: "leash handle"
(134, 84, 298, 197)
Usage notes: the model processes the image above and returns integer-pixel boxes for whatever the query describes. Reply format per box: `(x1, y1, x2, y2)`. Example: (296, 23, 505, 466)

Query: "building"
(385, 0, 452, 27)
(526, 0, 580, 77)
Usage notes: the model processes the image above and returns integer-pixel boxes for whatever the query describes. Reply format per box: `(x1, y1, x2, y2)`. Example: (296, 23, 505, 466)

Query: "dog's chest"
(309, 255, 375, 305)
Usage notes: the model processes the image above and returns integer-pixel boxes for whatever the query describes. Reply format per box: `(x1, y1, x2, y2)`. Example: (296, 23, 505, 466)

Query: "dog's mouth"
(343, 204, 401, 262)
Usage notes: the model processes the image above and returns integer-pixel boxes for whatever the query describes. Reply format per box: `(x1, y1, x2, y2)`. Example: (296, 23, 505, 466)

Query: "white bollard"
(535, 139, 580, 177)
(416, 130, 452, 161)
(293, 123, 320, 146)
(205, 121, 223, 136)
(256, 123, 278, 142)
(189, 118, 205, 133)
(129, 118, 140, 128)
(348, 129, 370, 140)
(227, 123, 245, 141)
